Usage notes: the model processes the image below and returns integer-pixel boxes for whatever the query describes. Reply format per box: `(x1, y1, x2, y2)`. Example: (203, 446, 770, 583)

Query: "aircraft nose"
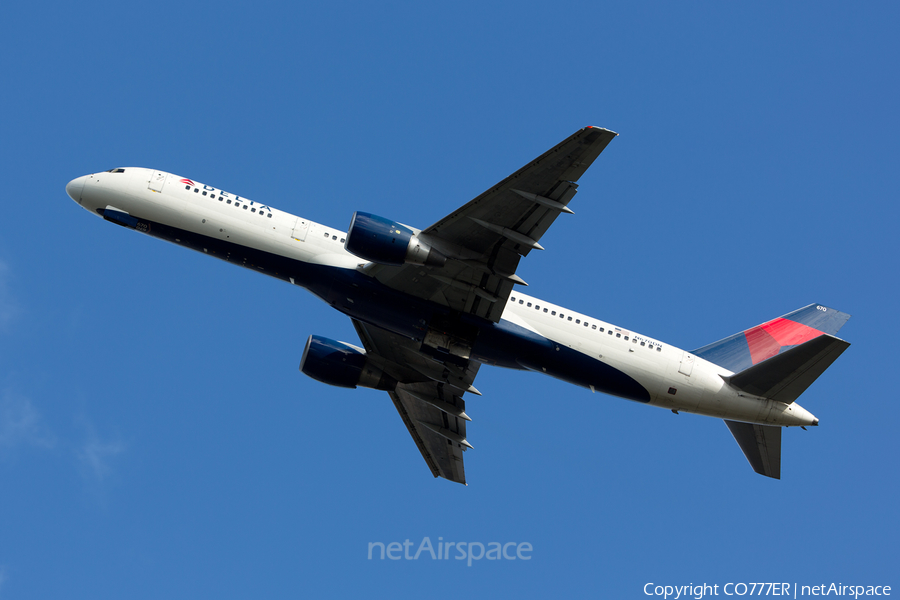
(66, 175, 87, 204)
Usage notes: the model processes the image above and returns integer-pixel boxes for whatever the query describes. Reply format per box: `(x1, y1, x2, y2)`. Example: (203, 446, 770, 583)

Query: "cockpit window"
(106, 168, 126, 173)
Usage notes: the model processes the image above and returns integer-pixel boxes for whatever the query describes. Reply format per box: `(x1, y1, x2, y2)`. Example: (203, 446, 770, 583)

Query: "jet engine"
(299, 335, 397, 391)
(344, 212, 446, 267)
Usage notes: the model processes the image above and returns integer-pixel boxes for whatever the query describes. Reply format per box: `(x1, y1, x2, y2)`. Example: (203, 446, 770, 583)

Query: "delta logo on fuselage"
(180, 177, 273, 212)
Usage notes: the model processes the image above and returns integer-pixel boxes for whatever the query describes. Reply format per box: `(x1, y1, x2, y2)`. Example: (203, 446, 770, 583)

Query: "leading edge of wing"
(424, 125, 617, 240)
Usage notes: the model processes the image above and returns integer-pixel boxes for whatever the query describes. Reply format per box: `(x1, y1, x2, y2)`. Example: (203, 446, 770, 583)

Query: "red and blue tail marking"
(692, 303, 851, 373)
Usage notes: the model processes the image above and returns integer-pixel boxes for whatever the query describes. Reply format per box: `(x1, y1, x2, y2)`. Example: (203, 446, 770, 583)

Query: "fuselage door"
(678, 351, 695, 377)
(148, 171, 167, 193)
(291, 217, 309, 242)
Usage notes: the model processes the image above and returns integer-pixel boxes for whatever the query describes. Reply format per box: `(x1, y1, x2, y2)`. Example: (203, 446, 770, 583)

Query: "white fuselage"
(67, 167, 817, 428)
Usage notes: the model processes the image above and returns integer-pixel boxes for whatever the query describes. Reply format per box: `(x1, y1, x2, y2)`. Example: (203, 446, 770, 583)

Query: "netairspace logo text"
(368, 537, 532, 567)
(644, 583, 891, 599)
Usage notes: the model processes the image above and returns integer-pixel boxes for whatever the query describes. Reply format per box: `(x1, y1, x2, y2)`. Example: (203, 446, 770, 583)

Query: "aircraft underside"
(68, 126, 851, 483)
(127, 210, 653, 403)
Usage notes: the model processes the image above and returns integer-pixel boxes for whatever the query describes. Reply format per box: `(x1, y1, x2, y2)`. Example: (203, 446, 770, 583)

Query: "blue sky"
(1, 1, 897, 598)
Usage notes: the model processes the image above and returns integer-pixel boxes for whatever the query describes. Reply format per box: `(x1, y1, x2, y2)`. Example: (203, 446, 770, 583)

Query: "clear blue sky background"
(1, 2, 896, 598)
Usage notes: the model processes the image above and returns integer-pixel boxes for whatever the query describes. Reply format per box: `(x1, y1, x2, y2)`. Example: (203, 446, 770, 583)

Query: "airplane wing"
(352, 319, 478, 485)
(348, 127, 616, 483)
(363, 126, 617, 323)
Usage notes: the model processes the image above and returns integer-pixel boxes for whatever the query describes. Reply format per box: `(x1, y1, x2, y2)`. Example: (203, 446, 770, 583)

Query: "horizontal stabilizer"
(725, 420, 782, 479)
(723, 334, 850, 404)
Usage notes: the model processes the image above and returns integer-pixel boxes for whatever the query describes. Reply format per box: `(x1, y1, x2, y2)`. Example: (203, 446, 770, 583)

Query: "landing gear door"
(291, 217, 309, 242)
(678, 351, 695, 377)
(148, 171, 167, 193)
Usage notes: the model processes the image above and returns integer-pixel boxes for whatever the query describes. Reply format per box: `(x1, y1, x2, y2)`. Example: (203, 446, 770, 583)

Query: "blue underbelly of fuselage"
(129, 213, 650, 403)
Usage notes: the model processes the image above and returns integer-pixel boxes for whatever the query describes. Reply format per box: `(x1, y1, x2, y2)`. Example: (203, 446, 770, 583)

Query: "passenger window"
(202, 191, 207, 196)
(185, 185, 190, 190)
(640, 342, 645, 346)
(527, 303, 532, 308)
(567, 317, 572, 321)
(552, 311, 556, 316)
(543, 308, 548, 313)
(341, 238, 345, 243)
(519, 300, 524, 305)
(656, 347, 661, 352)
(576, 319, 580, 324)
(608, 331, 612, 335)
(251, 208, 256, 212)
(616, 333, 621, 338)
(584, 322, 588, 327)
(624, 336, 629, 341)
(267, 214, 272, 218)
(194, 189, 199, 193)
(243, 205, 248, 209)
(332, 235, 337, 240)
(227, 199, 232, 204)
(592, 325, 596, 330)
(324, 233, 329, 237)
(510, 297, 516, 302)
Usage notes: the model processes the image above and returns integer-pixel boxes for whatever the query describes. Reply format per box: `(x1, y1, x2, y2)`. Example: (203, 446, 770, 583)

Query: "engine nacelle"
(299, 335, 396, 391)
(344, 212, 446, 267)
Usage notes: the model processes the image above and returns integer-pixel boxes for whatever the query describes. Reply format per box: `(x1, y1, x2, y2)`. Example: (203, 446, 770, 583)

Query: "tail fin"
(692, 303, 851, 373)
(723, 335, 851, 481)
(722, 335, 850, 479)
(706, 304, 851, 479)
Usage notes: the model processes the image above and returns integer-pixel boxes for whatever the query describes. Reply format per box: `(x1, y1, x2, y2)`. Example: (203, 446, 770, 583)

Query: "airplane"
(66, 126, 850, 484)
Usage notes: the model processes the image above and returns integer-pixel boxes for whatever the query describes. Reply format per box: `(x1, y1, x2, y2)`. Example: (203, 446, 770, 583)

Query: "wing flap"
(352, 319, 477, 485)
(390, 382, 470, 484)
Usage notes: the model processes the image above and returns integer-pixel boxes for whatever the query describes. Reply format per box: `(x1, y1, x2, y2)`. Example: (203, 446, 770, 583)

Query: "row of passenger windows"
(509, 296, 662, 351)
(186, 185, 272, 218)
(323, 232, 346, 243)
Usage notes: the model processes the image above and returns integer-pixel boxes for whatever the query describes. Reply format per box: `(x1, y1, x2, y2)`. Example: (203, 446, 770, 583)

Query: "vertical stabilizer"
(693, 304, 850, 373)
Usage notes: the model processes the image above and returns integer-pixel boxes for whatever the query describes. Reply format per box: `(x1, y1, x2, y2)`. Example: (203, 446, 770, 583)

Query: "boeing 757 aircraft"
(67, 127, 850, 483)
